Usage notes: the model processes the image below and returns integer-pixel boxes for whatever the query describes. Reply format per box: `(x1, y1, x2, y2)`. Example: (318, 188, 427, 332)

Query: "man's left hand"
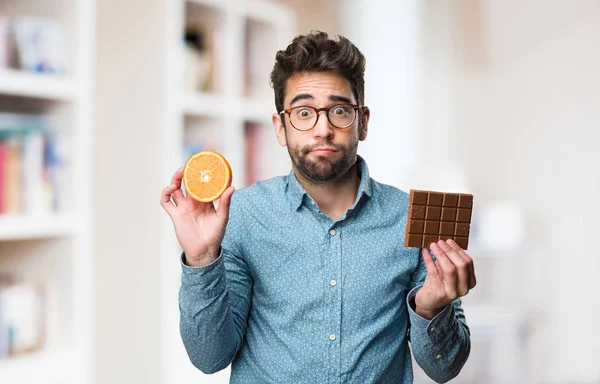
(415, 239, 477, 320)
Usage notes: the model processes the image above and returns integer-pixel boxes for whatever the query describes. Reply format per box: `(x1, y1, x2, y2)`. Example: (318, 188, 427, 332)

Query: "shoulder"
(228, 175, 289, 217)
(230, 176, 287, 204)
(369, 178, 410, 209)
(222, 176, 288, 251)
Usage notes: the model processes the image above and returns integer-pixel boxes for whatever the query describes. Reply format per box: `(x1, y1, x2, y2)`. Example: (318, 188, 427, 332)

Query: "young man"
(161, 31, 476, 383)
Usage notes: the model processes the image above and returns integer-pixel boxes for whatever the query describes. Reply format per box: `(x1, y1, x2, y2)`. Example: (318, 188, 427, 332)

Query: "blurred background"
(0, 0, 598, 383)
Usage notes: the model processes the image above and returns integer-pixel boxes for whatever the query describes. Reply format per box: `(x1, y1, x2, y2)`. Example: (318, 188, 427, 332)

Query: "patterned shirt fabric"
(179, 156, 471, 383)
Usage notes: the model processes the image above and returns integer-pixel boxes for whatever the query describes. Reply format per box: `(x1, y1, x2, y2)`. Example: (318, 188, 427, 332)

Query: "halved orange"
(183, 150, 232, 202)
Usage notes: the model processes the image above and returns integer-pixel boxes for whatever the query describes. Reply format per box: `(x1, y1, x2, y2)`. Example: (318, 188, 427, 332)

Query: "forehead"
(284, 71, 354, 105)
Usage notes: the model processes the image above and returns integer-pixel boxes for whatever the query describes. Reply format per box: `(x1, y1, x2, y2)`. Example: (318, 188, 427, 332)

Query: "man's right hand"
(160, 167, 235, 267)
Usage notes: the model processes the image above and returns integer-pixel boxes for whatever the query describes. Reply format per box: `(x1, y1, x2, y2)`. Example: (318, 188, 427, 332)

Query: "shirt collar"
(286, 155, 372, 211)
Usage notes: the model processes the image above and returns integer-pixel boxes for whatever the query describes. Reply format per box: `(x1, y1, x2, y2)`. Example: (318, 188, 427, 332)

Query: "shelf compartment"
(183, 1, 226, 94)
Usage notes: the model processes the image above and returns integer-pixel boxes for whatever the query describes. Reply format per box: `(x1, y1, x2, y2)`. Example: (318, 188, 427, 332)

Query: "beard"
(287, 137, 358, 183)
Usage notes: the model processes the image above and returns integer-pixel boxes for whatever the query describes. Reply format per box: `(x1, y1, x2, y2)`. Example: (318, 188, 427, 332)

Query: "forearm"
(407, 286, 471, 383)
(179, 253, 245, 374)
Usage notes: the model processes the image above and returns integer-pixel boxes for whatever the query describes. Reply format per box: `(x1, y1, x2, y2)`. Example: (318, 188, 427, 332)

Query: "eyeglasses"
(279, 104, 366, 131)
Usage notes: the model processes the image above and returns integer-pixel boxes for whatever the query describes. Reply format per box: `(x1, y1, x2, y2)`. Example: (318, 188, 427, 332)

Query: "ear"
(273, 113, 287, 147)
(359, 107, 370, 141)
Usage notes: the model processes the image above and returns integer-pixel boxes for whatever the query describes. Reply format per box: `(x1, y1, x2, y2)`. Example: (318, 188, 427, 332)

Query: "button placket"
(325, 224, 342, 378)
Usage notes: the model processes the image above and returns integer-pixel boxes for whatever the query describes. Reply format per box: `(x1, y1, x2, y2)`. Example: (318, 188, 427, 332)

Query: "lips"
(310, 147, 337, 154)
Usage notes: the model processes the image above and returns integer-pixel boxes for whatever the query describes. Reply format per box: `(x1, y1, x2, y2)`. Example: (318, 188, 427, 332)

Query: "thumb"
(216, 186, 235, 222)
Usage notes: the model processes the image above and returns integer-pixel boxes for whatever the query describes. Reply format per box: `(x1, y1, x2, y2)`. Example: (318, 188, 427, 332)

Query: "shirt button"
(329, 229, 336, 236)
(430, 327, 436, 332)
(436, 354, 443, 359)
(330, 279, 337, 287)
(329, 333, 336, 341)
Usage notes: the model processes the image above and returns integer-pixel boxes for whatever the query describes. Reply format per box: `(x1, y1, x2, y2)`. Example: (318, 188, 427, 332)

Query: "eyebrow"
(289, 94, 354, 107)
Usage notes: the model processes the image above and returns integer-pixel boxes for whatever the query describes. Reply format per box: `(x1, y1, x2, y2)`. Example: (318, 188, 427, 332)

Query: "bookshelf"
(161, 0, 295, 382)
(0, 0, 94, 383)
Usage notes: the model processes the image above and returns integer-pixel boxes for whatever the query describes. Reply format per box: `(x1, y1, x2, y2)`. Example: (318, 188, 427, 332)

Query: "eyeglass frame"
(278, 104, 367, 131)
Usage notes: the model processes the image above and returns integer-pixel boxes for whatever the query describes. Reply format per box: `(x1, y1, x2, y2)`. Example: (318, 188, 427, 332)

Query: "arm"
(407, 286, 470, 383)
(406, 240, 475, 383)
(160, 167, 247, 373)
(179, 245, 252, 374)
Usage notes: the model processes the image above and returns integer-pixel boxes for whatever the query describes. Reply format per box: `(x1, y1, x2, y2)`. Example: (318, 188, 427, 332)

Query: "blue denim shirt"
(179, 156, 470, 383)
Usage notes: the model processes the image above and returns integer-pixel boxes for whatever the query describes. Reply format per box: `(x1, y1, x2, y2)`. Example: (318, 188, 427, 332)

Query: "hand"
(415, 239, 476, 320)
(160, 167, 235, 267)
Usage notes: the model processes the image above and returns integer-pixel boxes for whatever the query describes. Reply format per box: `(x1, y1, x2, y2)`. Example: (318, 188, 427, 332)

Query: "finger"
(171, 167, 184, 188)
(216, 186, 235, 222)
(160, 185, 178, 216)
(446, 239, 477, 289)
(171, 189, 185, 206)
(437, 240, 469, 296)
(429, 242, 458, 296)
(421, 247, 439, 278)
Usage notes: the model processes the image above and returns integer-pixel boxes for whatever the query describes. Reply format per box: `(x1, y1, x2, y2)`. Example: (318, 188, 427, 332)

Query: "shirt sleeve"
(406, 248, 471, 383)
(178, 203, 253, 374)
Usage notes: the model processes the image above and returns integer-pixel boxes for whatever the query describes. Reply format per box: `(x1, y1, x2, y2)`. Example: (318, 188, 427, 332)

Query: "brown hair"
(270, 30, 366, 114)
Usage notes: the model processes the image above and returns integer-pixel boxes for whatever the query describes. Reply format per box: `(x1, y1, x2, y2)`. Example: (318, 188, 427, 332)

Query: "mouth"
(310, 147, 337, 156)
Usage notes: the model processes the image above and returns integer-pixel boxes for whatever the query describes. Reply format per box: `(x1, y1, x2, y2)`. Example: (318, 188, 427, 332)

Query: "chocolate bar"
(404, 189, 473, 249)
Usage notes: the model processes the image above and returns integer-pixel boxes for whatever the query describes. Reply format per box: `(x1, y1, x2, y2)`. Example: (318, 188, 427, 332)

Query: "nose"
(311, 110, 334, 139)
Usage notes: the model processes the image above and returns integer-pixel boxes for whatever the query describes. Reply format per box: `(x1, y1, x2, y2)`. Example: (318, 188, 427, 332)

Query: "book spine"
(0, 140, 6, 214)
(23, 131, 45, 214)
(4, 138, 22, 214)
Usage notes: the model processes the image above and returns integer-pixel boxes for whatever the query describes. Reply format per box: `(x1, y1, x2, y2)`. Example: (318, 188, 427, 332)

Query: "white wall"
(94, 0, 167, 383)
(341, 0, 600, 382)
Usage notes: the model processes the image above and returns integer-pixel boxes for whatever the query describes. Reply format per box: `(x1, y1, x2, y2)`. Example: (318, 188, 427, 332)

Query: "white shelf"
(241, 98, 274, 123)
(0, 214, 79, 241)
(181, 92, 229, 118)
(181, 93, 274, 123)
(0, 1, 93, 382)
(0, 69, 78, 101)
(0, 347, 80, 384)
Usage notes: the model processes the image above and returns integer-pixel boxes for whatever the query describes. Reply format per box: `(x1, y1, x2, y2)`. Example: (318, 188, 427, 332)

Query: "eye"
(294, 108, 314, 119)
(332, 105, 351, 116)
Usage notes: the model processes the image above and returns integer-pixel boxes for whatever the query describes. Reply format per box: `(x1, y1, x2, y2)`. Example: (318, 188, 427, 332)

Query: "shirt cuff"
(180, 249, 226, 298)
(407, 285, 457, 344)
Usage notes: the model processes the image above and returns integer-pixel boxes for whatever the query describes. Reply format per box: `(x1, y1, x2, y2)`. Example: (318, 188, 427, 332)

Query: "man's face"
(272, 71, 369, 183)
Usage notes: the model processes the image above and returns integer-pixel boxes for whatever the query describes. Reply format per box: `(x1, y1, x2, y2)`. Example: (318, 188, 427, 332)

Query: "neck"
(295, 160, 361, 221)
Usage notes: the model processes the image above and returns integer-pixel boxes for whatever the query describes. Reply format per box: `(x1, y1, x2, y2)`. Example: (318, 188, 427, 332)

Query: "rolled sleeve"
(406, 285, 471, 383)
(180, 250, 226, 299)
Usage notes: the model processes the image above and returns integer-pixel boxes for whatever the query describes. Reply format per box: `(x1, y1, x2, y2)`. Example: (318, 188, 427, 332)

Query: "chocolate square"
(423, 221, 440, 235)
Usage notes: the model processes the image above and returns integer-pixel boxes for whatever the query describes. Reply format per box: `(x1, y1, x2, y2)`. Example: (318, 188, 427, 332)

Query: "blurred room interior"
(0, 0, 599, 383)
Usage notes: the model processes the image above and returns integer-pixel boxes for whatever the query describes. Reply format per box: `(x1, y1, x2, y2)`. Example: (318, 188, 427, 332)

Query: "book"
(0, 15, 9, 68)
(0, 113, 59, 215)
(0, 141, 5, 214)
(11, 17, 68, 73)
(0, 280, 45, 358)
